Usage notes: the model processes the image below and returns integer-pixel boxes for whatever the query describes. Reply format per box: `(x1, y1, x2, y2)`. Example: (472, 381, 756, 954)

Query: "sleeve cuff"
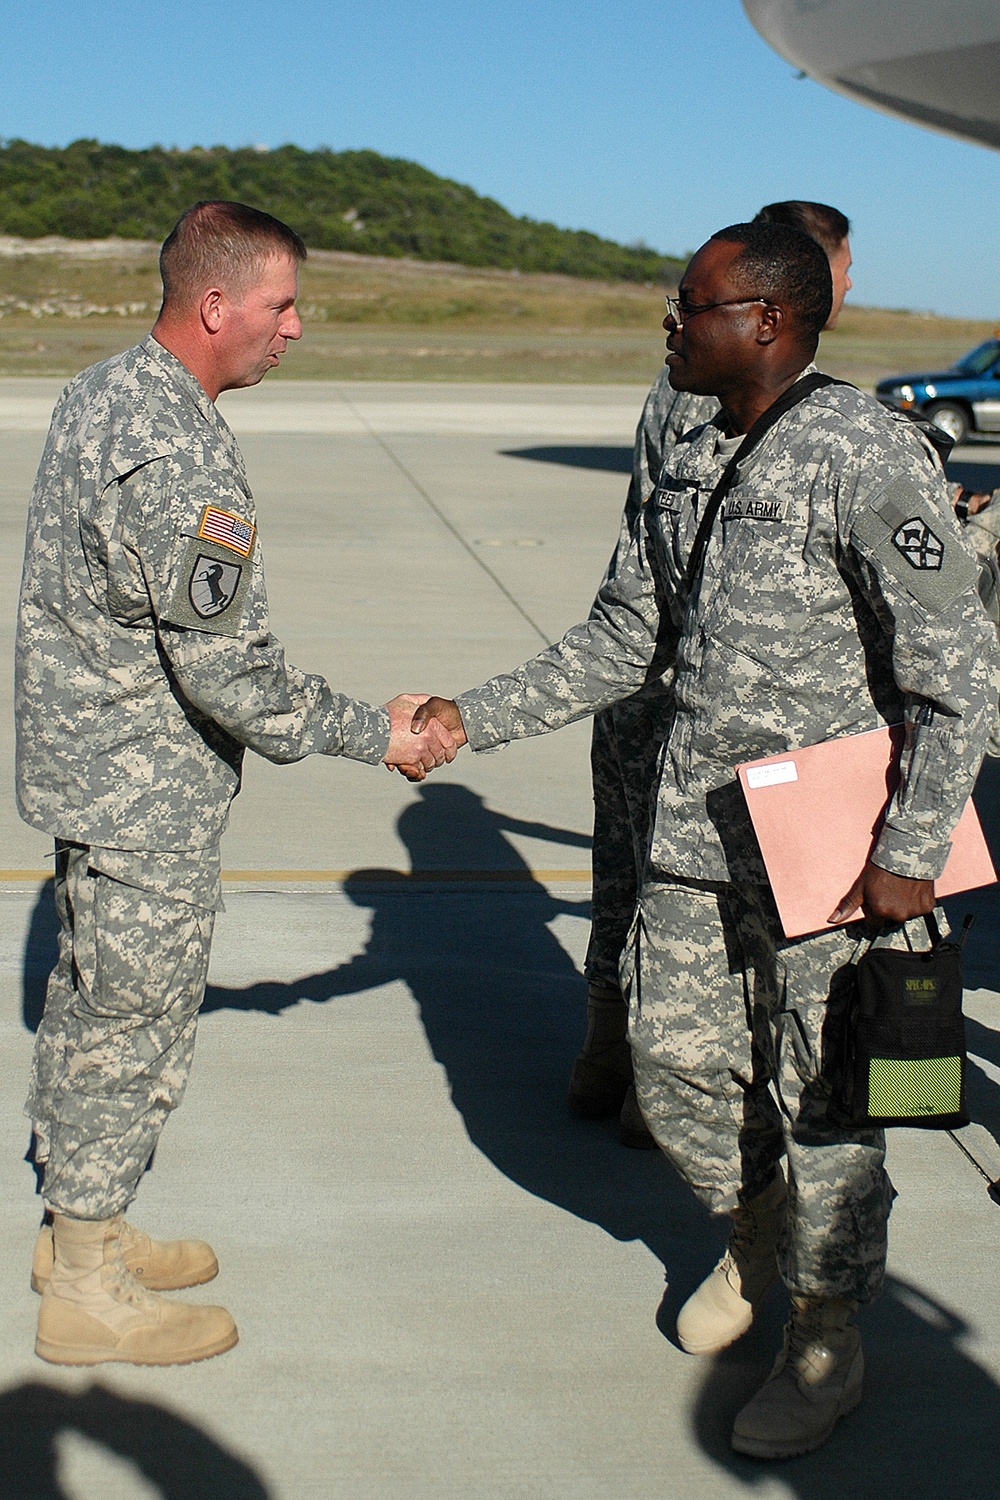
(455, 688, 511, 752)
(336, 701, 392, 764)
(870, 821, 952, 881)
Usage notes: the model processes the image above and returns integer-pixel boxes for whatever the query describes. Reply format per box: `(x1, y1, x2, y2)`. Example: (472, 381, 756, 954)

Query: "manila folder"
(736, 724, 996, 939)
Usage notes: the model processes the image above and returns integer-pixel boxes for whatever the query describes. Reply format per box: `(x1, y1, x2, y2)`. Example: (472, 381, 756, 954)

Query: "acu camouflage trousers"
(27, 844, 214, 1219)
(622, 877, 898, 1305)
(584, 698, 662, 991)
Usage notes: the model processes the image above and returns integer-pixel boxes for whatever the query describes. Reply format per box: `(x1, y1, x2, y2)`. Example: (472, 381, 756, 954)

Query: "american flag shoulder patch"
(196, 505, 256, 557)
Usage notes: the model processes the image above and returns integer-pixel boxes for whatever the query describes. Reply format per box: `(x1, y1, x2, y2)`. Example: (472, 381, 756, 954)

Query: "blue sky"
(2, 0, 998, 318)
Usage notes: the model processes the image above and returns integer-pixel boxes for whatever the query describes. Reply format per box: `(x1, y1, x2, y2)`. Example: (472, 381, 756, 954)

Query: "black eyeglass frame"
(664, 295, 772, 326)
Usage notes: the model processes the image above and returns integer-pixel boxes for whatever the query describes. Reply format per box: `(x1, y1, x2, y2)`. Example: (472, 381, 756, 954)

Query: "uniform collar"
(140, 334, 245, 469)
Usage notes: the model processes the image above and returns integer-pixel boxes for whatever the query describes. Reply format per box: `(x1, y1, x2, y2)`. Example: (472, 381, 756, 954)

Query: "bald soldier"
(17, 201, 455, 1368)
(409, 221, 995, 1456)
(574, 203, 854, 1146)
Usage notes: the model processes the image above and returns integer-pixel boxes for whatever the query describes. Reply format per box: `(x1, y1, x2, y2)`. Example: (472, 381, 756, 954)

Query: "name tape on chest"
(721, 495, 788, 524)
(196, 505, 256, 558)
(653, 472, 788, 526)
(650, 476, 688, 513)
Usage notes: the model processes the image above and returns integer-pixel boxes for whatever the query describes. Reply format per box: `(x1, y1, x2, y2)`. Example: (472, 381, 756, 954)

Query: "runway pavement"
(1, 376, 999, 1500)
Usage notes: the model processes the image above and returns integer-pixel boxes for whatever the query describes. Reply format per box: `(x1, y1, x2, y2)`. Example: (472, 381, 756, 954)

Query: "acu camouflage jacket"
(458, 379, 998, 884)
(15, 336, 390, 852)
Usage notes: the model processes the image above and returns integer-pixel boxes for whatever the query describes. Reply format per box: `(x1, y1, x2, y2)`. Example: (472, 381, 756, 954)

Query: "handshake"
(382, 695, 467, 781)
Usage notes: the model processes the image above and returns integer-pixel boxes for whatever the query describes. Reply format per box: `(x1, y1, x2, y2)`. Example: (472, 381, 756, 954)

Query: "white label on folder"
(746, 760, 798, 789)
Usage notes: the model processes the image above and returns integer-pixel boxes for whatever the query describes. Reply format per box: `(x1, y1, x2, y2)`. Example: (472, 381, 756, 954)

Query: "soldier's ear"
(200, 287, 226, 334)
(756, 303, 783, 346)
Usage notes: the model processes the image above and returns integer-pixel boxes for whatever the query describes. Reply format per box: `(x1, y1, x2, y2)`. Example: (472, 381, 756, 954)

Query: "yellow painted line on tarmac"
(0, 868, 592, 883)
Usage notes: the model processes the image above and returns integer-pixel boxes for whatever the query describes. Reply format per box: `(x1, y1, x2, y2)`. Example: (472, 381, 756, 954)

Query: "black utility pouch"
(829, 914, 972, 1130)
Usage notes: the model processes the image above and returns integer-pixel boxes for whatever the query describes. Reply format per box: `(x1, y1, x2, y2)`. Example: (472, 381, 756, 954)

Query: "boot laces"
(728, 1208, 757, 1261)
(103, 1234, 157, 1310)
(723, 1196, 766, 1274)
(782, 1306, 839, 1385)
(119, 1220, 152, 1255)
(725, 1182, 785, 1270)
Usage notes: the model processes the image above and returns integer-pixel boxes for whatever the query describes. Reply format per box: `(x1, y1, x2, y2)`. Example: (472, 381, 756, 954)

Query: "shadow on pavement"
(965, 1013, 1000, 1145)
(500, 449, 1000, 490)
(18, 777, 1000, 1351)
(690, 1273, 1000, 1500)
(0, 1380, 269, 1499)
(200, 782, 717, 1300)
(501, 444, 633, 474)
(21, 876, 57, 1034)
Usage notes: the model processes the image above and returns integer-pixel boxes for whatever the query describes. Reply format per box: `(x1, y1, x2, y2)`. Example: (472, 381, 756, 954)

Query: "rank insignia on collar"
(196, 505, 255, 557)
(892, 517, 944, 572)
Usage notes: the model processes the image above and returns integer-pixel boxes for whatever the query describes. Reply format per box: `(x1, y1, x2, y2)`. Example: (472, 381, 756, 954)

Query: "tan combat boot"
(568, 983, 633, 1118)
(676, 1172, 786, 1355)
(32, 1216, 218, 1293)
(731, 1296, 863, 1458)
(35, 1214, 238, 1367)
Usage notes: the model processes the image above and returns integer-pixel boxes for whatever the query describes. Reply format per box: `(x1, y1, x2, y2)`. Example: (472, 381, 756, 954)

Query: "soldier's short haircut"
(159, 201, 307, 308)
(753, 201, 850, 257)
(710, 221, 833, 341)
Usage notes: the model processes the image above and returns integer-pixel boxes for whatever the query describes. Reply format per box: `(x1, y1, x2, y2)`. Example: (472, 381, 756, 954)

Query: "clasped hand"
(384, 705, 941, 931)
(382, 695, 467, 782)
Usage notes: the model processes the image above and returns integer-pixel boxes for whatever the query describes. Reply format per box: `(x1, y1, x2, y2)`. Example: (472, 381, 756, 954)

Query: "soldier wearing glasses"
(410, 220, 994, 1456)
(573, 203, 854, 1151)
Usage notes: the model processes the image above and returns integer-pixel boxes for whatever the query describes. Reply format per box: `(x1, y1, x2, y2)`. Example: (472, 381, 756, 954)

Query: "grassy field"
(0, 236, 995, 386)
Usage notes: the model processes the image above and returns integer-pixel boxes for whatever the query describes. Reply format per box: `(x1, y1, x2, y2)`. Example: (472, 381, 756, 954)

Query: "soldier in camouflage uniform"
(412, 222, 996, 1456)
(16, 201, 455, 1368)
(575, 367, 718, 1143)
(576, 205, 854, 1147)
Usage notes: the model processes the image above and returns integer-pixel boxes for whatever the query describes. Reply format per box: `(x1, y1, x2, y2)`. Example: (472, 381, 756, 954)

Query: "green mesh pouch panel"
(868, 1055, 964, 1120)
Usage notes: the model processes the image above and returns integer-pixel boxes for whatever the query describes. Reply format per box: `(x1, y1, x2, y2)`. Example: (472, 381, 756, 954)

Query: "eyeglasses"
(664, 295, 770, 326)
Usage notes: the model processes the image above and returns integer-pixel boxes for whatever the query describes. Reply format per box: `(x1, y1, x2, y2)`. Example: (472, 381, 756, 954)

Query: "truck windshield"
(953, 340, 1000, 375)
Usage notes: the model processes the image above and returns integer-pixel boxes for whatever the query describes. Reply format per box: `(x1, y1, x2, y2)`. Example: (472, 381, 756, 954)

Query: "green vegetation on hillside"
(0, 138, 685, 283)
(0, 237, 993, 385)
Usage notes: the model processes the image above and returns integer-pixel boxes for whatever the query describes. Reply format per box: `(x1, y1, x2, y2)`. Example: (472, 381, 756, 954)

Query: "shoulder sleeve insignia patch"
(196, 505, 256, 557)
(160, 534, 254, 637)
(892, 517, 944, 571)
(189, 554, 243, 618)
(850, 478, 978, 615)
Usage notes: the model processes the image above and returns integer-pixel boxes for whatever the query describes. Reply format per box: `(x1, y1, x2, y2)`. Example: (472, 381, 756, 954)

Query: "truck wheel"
(926, 402, 970, 446)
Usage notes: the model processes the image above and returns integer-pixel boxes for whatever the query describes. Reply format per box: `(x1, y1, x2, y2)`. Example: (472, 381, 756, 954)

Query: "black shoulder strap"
(684, 372, 848, 592)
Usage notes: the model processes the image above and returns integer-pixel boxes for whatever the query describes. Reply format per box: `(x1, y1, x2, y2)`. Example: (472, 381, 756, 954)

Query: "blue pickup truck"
(875, 338, 1000, 446)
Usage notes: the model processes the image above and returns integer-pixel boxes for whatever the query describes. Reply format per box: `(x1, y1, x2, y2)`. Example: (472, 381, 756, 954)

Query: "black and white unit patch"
(892, 516, 944, 571)
(851, 479, 978, 615)
(188, 554, 242, 618)
(161, 532, 255, 636)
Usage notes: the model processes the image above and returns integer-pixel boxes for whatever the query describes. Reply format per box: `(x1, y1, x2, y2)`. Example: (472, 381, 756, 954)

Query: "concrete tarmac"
(1, 377, 999, 1500)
